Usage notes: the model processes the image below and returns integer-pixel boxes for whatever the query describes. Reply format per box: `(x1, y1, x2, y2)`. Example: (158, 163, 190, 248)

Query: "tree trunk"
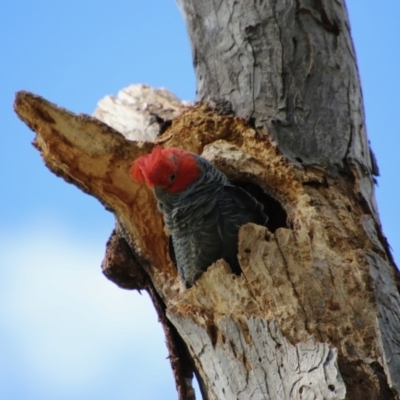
(14, 1, 400, 399)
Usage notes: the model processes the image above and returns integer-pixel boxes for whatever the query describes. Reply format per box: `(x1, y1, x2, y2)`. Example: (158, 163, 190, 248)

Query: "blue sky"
(1, 1, 399, 399)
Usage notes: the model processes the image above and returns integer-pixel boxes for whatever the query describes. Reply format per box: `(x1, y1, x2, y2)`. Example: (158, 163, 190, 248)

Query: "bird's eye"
(170, 174, 176, 182)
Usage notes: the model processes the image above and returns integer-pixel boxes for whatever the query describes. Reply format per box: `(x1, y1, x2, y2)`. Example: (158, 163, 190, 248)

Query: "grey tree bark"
(175, 0, 399, 396)
(14, 1, 400, 399)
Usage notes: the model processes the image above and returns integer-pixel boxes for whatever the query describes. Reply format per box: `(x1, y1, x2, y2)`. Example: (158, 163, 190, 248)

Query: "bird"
(131, 146, 268, 288)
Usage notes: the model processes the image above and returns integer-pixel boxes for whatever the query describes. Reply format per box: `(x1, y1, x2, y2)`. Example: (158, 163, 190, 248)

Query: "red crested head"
(130, 147, 201, 193)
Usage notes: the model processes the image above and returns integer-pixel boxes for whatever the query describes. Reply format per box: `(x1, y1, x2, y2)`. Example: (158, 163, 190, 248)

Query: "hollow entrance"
(234, 181, 288, 233)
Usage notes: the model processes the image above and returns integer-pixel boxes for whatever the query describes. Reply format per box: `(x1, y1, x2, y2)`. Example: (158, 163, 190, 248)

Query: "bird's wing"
(216, 185, 268, 273)
(221, 185, 268, 223)
(171, 199, 224, 288)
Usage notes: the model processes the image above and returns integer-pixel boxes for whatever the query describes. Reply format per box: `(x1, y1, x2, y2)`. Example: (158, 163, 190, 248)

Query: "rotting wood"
(14, 86, 400, 398)
(94, 84, 191, 142)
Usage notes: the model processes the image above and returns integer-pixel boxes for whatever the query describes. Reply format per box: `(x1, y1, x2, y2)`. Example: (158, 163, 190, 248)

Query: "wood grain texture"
(14, 89, 400, 398)
(176, 0, 379, 221)
(168, 311, 345, 400)
(94, 84, 191, 141)
(14, 0, 400, 390)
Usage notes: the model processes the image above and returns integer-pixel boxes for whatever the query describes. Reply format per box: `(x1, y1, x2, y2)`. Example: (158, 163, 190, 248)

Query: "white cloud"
(0, 218, 177, 400)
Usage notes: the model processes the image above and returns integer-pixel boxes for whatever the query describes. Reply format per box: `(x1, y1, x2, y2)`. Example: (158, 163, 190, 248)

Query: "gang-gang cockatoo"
(131, 146, 268, 288)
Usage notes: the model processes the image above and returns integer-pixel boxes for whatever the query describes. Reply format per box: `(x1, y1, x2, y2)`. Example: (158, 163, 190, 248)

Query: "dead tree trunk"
(14, 1, 400, 399)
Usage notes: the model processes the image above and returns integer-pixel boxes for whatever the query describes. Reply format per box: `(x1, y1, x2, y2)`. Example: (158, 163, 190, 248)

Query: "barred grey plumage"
(132, 147, 268, 288)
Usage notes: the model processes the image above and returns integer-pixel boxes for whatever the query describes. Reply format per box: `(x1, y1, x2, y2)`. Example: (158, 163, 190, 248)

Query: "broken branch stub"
(14, 87, 400, 398)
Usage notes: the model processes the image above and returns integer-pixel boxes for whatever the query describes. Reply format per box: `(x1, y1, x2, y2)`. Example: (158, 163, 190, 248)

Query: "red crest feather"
(130, 146, 200, 193)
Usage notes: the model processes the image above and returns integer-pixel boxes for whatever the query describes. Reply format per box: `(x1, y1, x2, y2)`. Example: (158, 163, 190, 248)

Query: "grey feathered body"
(154, 155, 268, 288)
